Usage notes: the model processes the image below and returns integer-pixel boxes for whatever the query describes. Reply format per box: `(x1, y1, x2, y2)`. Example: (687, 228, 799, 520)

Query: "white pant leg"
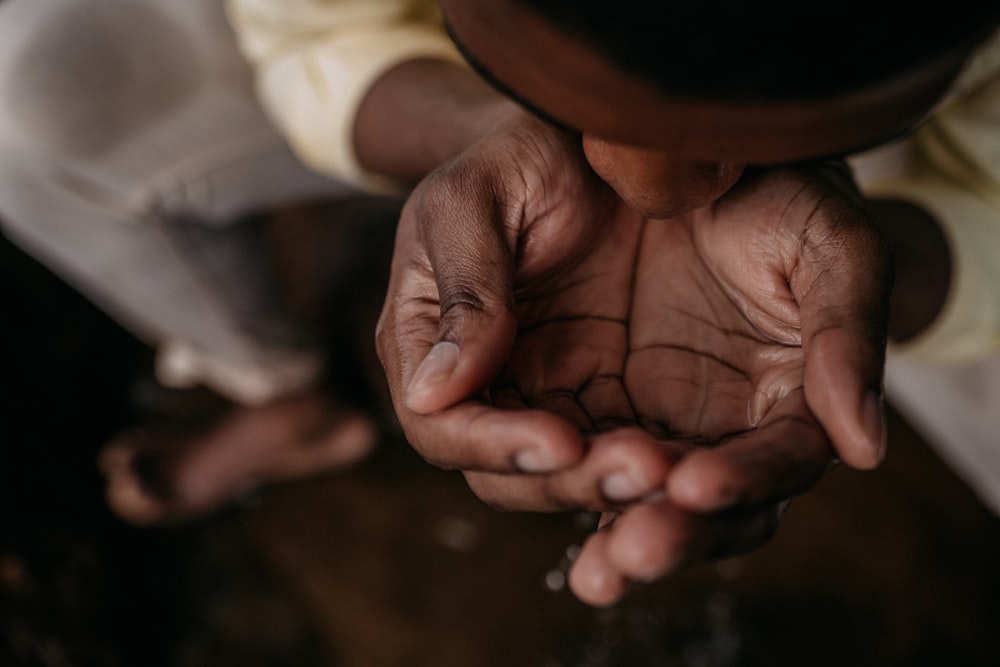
(0, 0, 361, 403)
(885, 355, 1000, 516)
(851, 146, 1000, 516)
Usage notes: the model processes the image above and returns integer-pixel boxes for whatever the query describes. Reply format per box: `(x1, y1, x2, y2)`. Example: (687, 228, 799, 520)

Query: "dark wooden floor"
(3, 230, 999, 667)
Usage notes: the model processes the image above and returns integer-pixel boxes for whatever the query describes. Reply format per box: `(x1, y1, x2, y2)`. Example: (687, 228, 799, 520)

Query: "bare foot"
(98, 196, 399, 526)
(98, 391, 378, 526)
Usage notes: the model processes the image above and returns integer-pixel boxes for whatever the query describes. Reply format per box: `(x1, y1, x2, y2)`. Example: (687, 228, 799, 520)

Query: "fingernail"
(864, 390, 887, 464)
(515, 448, 557, 473)
(409, 341, 460, 398)
(601, 468, 649, 502)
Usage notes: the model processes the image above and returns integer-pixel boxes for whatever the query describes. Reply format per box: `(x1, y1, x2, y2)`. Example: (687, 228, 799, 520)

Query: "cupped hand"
(375, 113, 892, 605)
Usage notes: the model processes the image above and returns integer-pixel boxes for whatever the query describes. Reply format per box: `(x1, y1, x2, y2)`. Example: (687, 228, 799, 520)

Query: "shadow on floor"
(2, 231, 999, 667)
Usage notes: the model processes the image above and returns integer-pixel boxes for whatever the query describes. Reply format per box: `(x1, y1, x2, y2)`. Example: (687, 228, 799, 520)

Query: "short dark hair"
(516, 1, 1000, 100)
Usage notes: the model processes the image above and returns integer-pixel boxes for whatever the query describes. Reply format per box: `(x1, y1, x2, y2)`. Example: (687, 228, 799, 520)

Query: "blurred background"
(3, 226, 1000, 667)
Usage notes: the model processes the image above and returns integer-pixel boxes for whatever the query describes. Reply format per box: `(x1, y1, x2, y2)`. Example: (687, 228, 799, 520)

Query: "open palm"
(377, 115, 890, 604)
(498, 178, 809, 446)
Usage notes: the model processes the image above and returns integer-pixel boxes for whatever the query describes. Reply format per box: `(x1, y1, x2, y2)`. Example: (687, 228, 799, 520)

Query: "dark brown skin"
(376, 114, 891, 606)
(353, 58, 517, 184)
(866, 199, 952, 342)
(364, 0, 970, 606)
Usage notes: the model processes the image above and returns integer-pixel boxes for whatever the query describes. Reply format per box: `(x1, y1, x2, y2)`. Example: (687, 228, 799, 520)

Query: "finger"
(375, 199, 457, 409)
(462, 428, 684, 511)
(400, 169, 521, 415)
(805, 323, 887, 469)
(568, 501, 691, 607)
(666, 389, 832, 512)
(376, 213, 573, 476)
(796, 205, 892, 469)
(568, 499, 783, 607)
(564, 523, 629, 607)
(400, 400, 585, 473)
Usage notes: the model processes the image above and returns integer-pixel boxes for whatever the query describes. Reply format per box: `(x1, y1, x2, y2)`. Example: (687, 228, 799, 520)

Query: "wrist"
(354, 58, 518, 184)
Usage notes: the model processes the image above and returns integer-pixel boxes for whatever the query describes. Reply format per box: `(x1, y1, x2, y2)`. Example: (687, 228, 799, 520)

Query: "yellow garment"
(860, 29, 1000, 364)
(225, 0, 461, 192)
(229, 2, 1000, 363)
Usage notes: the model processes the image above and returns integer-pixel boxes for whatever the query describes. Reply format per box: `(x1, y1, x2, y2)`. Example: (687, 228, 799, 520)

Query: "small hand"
(376, 115, 891, 604)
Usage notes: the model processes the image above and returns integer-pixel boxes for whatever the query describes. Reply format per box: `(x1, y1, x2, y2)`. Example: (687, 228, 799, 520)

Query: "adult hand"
(376, 114, 892, 604)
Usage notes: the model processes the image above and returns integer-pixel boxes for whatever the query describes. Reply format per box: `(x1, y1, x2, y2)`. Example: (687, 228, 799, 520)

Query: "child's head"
(512, 0, 998, 100)
(441, 0, 1000, 216)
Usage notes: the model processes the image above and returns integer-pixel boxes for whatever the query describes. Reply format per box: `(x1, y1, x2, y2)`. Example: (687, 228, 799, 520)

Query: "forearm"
(861, 61, 1000, 362)
(353, 58, 519, 184)
(227, 0, 489, 189)
(865, 198, 952, 343)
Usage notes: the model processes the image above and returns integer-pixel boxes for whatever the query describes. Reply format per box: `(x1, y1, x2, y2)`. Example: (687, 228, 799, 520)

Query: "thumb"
(799, 212, 892, 470)
(403, 168, 521, 415)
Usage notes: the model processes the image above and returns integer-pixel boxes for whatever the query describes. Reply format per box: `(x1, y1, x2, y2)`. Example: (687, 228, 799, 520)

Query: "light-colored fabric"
(854, 28, 1000, 364)
(883, 353, 1000, 515)
(0, 0, 464, 404)
(225, 0, 463, 192)
(874, 166, 1000, 363)
(850, 28, 1000, 514)
(0, 0, 361, 404)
